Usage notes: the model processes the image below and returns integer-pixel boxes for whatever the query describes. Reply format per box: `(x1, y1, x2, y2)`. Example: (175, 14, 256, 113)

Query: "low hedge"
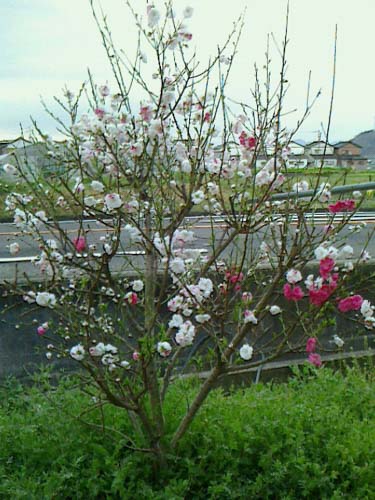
(0, 364, 374, 499)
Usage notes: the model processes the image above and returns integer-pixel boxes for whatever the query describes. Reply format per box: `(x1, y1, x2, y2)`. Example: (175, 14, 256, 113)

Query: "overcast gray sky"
(1, 0, 375, 142)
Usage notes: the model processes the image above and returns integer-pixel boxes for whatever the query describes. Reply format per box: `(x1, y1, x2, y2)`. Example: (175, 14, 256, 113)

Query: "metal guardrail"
(0, 250, 146, 265)
(1, 181, 374, 265)
(0, 249, 209, 265)
(270, 181, 375, 201)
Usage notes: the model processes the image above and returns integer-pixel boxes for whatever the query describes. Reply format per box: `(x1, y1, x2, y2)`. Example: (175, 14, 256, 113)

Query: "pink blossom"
(283, 284, 304, 301)
(73, 236, 86, 252)
(338, 295, 363, 313)
(125, 292, 138, 305)
(319, 257, 335, 279)
(94, 108, 105, 119)
(328, 199, 355, 214)
(203, 112, 211, 122)
(132, 351, 140, 361)
(140, 106, 152, 122)
(239, 131, 256, 150)
(226, 270, 244, 285)
(242, 292, 253, 303)
(308, 353, 322, 367)
(306, 337, 317, 353)
(181, 32, 192, 41)
(99, 85, 110, 97)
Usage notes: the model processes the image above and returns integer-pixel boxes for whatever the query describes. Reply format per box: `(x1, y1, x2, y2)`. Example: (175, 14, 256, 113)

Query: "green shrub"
(0, 366, 374, 499)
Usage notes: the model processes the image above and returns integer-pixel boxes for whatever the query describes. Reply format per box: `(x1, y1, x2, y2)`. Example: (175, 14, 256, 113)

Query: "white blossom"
(157, 341, 172, 357)
(124, 224, 142, 244)
(104, 193, 123, 211)
(175, 321, 195, 346)
(364, 317, 375, 329)
(181, 159, 191, 173)
(23, 291, 36, 304)
(169, 314, 184, 329)
(167, 295, 184, 312)
(169, 257, 186, 274)
(132, 280, 144, 292)
(9, 242, 20, 255)
(147, 7, 160, 28)
(207, 182, 219, 196)
(361, 250, 371, 262)
(333, 335, 344, 348)
(239, 343, 253, 361)
(36, 292, 56, 308)
(269, 305, 281, 316)
(304, 274, 314, 290)
(292, 180, 309, 192)
(327, 246, 339, 260)
(3, 163, 17, 175)
(84, 196, 98, 207)
(286, 269, 302, 284)
(198, 277, 213, 297)
(195, 314, 210, 324)
(70, 344, 85, 361)
(102, 353, 119, 366)
(183, 6, 194, 18)
(89, 343, 106, 357)
(340, 245, 354, 259)
(192, 190, 205, 204)
(314, 246, 328, 260)
(173, 229, 194, 247)
(361, 300, 373, 318)
(244, 310, 258, 325)
(91, 180, 105, 193)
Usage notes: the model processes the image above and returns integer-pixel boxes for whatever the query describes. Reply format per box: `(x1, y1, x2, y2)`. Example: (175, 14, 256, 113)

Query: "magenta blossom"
(308, 353, 322, 368)
(37, 324, 48, 336)
(328, 199, 355, 214)
(225, 270, 244, 284)
(306, 337, 317, 353)
(319, 257, 335, 280)
(73, 236, 86, 252)
(309, 285, 335, 307)
(338, 295, 363, 313)
(283, 283, 304, 301)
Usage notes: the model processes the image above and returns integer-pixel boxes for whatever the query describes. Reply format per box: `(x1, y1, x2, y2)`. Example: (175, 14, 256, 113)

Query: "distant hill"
(352, 129, 375, 158)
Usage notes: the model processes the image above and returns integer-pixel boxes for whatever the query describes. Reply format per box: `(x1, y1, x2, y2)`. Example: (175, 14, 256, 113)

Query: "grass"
(0, 363, 374, 498)
(1, 167, 375, 223)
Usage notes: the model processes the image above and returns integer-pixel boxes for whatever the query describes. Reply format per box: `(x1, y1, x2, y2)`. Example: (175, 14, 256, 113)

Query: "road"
(0, 212, 374, 282)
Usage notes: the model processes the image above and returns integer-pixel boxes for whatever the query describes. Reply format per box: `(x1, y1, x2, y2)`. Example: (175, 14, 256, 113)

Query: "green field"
(1, 167, 375, 222)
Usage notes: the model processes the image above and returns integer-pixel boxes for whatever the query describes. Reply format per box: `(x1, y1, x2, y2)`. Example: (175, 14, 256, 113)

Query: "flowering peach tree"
(4, 1, 373, 464)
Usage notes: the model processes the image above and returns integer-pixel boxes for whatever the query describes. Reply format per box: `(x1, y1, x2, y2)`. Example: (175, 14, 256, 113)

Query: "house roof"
(305, 140, 335, 147)
(334, 140, 362, 149)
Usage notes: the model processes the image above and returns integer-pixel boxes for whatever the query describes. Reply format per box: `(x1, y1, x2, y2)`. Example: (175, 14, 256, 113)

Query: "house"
(304, 140, 338, 167)
(334, 141, 369, 169)
(255, 141, 309, 169)
(303, 140, 368, 169)
(0, 137, 68, 180)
